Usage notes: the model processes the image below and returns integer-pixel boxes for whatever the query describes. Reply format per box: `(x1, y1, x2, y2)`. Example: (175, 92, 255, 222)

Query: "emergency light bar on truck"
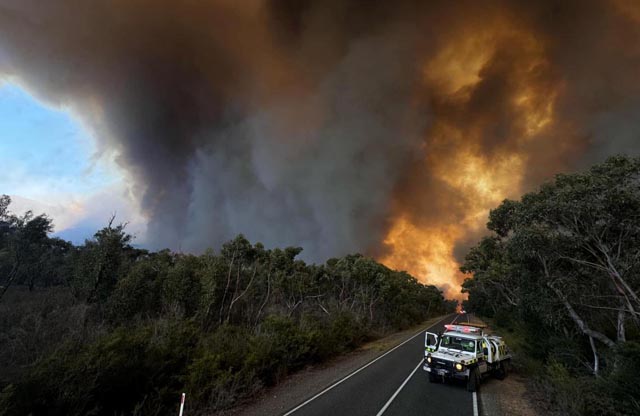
(444, 324, 486, 334)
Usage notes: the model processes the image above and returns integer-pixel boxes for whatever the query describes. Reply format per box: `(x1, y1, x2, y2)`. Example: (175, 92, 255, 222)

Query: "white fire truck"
(423, 323, 511, 392)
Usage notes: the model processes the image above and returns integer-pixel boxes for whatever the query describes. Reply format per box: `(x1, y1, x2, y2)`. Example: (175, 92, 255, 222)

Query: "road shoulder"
(479, 373, 539, 416)
(221, 315, 450, 416)
(474, 317, 540, 416)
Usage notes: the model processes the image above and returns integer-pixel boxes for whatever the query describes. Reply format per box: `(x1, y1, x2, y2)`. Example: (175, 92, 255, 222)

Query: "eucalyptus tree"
(0, 195, 54, 301)
(463, 156, 640, 375)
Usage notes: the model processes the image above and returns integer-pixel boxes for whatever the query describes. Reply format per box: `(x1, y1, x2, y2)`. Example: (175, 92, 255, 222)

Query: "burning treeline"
(1, 0, 639, 298)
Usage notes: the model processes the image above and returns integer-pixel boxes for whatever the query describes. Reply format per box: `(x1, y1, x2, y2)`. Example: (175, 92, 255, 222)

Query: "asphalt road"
(283, 313, 476, 416)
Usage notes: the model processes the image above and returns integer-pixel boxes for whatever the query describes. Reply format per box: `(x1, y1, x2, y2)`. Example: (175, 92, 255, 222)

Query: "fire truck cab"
(423, 323, 511, 392)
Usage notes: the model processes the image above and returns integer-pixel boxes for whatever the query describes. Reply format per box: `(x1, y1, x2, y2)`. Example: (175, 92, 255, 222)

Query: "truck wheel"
(503, 359, 511, 378)
(429, 372, 438, 383)
(495, 362, 506, 380)
(466, 368, 480, 392)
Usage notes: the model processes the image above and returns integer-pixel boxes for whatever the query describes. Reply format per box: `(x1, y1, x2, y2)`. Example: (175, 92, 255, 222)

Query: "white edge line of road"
(282, 313, 460, 416)
(375, 359, 422, 416)
(376, 315, 470, 416)
(470, 312, 479, 416)
(473, 391, 479, 416)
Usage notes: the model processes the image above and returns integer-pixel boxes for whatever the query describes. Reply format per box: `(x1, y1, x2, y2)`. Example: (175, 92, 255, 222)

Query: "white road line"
(375, 359, 422, 416)
(375, 313, 461, 415)
(465, 313, 479, 416)
(282, 314, 456, 415)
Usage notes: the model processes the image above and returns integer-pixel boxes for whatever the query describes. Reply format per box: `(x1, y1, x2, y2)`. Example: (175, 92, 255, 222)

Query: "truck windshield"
(440, 335, 475, 352)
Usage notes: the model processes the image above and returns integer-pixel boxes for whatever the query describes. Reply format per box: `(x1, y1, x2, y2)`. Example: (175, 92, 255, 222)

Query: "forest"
(0, 195, 454, 416)
(462, 155, 640, 415)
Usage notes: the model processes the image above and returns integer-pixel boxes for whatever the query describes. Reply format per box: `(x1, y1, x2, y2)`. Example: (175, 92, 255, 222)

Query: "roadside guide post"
(179, 393, 186, 416)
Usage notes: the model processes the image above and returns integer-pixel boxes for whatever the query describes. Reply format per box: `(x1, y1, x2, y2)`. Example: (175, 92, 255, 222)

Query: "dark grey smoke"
(0, 0, 639, 266)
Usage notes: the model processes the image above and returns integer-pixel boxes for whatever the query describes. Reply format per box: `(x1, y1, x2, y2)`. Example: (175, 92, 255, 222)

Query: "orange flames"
(380, 152, 526, 300)
(379, 16, 558, 300)
(4, 0, 631, 301)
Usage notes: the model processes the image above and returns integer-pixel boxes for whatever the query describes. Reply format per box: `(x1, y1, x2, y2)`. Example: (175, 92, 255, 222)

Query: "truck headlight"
(427, 356, 432, 363)
(455, 363, 463, 371)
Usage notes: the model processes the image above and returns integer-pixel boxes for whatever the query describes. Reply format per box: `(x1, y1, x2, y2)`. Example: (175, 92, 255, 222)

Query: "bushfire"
(0, 0, 639, 299)
(380, 15, 561, 299)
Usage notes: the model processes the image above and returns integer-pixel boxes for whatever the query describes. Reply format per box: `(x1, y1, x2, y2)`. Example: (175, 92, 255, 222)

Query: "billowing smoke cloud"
(1, 0, 639, 297)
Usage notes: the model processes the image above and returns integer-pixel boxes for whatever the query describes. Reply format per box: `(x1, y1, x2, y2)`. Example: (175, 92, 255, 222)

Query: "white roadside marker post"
(179, 393, 186, 416)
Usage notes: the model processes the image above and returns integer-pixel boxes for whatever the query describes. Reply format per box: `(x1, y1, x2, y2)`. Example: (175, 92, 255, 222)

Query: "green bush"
(607, 342, 640, 415)
(1, 321, 197, 416)
(0, 222, 452, 415)
(185, 325, 259, 410)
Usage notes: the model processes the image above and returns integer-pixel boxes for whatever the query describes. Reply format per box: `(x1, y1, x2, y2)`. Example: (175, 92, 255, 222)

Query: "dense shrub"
(0, 204, 455, 415)
(487, 318, 640, 416)
(1, 321, 198, 416)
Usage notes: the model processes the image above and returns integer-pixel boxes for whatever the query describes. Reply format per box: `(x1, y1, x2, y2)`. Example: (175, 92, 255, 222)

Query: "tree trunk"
(600, 245, 640, 307)
(255, 268, 271, 326)
(539, 255, 616, 350)
(589, 336, 599, 376)
(548, 283, 616, 349)
(219, 249, 236, 324)
(227, 264, 257, 323)
(617, 307, 626, 343)
(492, 282, 518, 306)
(0, 261, 19, 301)
(317, 298, 330, 315)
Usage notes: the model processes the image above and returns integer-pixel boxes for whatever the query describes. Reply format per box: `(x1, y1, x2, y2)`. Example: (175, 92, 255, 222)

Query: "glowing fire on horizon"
(379, 19, 557, 299)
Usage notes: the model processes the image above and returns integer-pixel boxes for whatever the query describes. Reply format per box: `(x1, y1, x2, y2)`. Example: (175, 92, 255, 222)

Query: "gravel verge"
(475, 317, 539, 416)
(479, 373, 539, 416)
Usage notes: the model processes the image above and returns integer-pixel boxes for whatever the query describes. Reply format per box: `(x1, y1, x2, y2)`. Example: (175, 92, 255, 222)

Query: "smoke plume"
(1, 0, 639, 297)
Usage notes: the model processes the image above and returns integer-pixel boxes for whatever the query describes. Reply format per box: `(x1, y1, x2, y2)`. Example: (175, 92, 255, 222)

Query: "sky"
(1, 0, 638, 299)
(0, 81, 145, 244)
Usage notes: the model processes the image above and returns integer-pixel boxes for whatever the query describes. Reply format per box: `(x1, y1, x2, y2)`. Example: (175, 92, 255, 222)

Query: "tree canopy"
(462, 156, 640, 415)
(0, 197, 454, 415)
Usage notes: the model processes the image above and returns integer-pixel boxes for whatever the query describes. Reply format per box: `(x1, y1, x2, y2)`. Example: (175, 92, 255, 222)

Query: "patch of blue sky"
(0, 82, 120, 201)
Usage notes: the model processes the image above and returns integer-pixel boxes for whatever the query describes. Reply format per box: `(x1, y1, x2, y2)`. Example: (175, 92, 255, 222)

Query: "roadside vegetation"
(462, 156, 640, 415)
(0, 194, 454, 416)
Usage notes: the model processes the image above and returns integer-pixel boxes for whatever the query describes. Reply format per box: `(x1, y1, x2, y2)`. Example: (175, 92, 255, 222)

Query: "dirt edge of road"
(218, 314, 454, 416)
(479, 372, 539, 416)
(476, 319, 539, 416)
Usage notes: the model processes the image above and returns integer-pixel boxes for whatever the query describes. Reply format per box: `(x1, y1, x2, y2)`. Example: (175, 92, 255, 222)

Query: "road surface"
(283, 313, 477, 416)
